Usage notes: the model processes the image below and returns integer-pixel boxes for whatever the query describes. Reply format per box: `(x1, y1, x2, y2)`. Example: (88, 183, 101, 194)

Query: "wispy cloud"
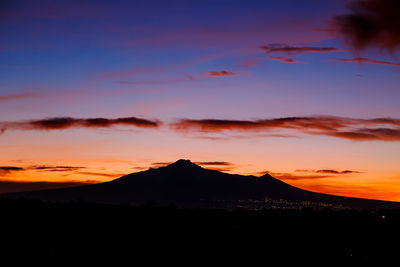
(116, 75, 196, 85)
(32, 166, 86, 172)
(1, 116, 161, 133)
(0, 166, 25, 175)
(76, 171, 125, 178)
(262, 171, 332, 181)
(194, 161, 233, 166)
(116, 70, 241, 85)
(259, 44, 344, 55)
(208, 70, 240, 77)
(259, 168, 360, 180)
(0, 93, 38, 102)
(150, 162, 173, 168)
(267, 56, 300, 63)
(0, 165, 86, 176)
(333, 0, 400, 52)
(171, 116, 400, 142)
(149, 161, 234, 170)
(329, 57, 400, 66)
(194, 161, 235, 172)
(295, 169, 360, 174)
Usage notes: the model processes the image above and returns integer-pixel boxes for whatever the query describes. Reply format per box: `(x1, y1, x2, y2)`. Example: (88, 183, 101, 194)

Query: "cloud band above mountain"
(2, 115, 400, 142)
(0, 116, 161, 133)
(172, 116, 400, 141)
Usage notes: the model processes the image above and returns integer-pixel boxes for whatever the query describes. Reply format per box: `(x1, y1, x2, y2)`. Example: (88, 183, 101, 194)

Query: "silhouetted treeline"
(1, 198, 400, 266)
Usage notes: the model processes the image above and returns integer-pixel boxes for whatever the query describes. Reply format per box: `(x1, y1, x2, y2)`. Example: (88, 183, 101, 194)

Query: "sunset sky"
(1, 0, 400, 200)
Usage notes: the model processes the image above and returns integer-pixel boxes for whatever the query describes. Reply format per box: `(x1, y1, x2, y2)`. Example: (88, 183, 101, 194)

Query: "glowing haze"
(1, 0, 400, 201)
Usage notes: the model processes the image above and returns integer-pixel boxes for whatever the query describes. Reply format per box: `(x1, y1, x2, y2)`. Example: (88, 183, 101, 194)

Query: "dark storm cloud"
(333, 0, 400, 52)
(171, 116, 400, 142)
(259, 44, 343, 55)
(329, 57, 400, 66)
(0, 116, 161, 132)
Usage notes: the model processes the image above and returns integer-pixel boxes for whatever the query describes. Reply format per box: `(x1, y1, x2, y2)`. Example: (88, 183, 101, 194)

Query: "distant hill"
(1, 159, 399, 209)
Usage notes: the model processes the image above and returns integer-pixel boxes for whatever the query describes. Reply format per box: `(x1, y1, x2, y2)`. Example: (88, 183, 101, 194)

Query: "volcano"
(1, 159, 399, 209)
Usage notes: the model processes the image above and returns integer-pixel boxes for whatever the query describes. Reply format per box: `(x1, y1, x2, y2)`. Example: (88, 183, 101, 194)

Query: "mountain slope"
(1, 159, 399, 209)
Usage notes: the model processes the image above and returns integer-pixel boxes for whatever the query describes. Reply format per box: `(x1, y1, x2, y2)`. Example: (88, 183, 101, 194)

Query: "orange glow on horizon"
(2, 158, 400, 202)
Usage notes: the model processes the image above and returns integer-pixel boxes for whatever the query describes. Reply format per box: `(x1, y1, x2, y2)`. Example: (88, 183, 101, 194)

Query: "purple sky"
(1, 0, 400, 200)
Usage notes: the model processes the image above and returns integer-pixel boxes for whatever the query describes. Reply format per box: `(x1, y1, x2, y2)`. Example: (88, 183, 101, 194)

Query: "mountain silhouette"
(1, 159, 399, 209)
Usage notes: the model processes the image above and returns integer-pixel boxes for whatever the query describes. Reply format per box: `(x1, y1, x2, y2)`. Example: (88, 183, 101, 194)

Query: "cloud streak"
(0, 165, 87, 176)
(150, 161, 234, 169)
(262, 171, 332, 181)
(76, 171, 126, 178)
(32, 166, 86, 172)
(263, 168, 360, 181)
(208, 71, 240, 77)
(329, 57, 400, 66)
(171, 116, 400, 142)
(3, 115, 400, 142)
(295, 169, 360, 174)
(194, 161, 233, 166)
(267, 56, 299, 63)
(0, 93, 38, 102)
(259, 44, 344, 55)
(1, 116, 161, 133)
(116, 70, 241, 85)
(333, 0, 400, 52)
(0, 166, 25, 175)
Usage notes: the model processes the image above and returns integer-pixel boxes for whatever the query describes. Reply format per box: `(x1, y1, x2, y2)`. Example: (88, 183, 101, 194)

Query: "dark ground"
(1, 198, 400, 266)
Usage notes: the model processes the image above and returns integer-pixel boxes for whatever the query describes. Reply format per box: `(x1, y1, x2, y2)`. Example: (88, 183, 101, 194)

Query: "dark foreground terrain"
(4, 160, 399, 209)
(1, 198, 400, 266)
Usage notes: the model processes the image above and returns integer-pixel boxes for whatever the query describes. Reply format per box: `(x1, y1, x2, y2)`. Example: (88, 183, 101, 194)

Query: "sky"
(1, 0, 400, 201)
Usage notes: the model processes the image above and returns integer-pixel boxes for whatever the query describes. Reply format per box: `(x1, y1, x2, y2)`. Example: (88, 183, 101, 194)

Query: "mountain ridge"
(1, 159, 399, 209)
